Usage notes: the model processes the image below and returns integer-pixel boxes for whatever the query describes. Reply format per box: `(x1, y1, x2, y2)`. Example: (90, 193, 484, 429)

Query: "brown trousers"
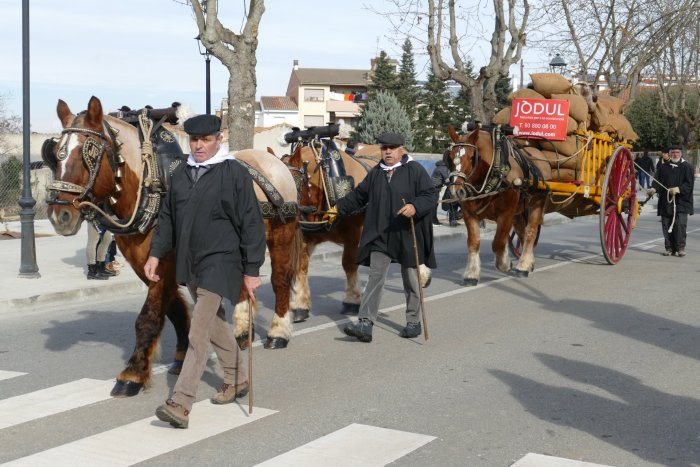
(171, 286, 247, 411)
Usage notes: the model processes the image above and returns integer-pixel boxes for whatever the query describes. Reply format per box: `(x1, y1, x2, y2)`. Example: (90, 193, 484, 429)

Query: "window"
(304, 115, 325, 128)
(304, 88, 324, 102)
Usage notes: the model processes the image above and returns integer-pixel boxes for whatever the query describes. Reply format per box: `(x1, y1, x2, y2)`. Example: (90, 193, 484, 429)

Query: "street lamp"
(19, 0, 40, 278)
(549, 53, 567, 75)
(195, 35, 211, 115)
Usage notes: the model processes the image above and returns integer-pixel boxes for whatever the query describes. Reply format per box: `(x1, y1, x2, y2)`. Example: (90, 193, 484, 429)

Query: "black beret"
(376, 132, 405, 147)
(668, 145, 683, 151)
(184, 114, 222, 136)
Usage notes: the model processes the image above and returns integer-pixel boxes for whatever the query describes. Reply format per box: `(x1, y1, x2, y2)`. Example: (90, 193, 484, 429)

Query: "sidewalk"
(0, 208, 624, 313)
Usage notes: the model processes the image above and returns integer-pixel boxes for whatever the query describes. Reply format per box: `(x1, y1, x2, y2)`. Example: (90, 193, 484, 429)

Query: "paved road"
(1, 206, 699, 466)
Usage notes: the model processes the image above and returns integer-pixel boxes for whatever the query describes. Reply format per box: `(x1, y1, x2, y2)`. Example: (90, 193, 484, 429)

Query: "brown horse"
(43, 96, 301, 397)
(447, 123, 548, 285)
(283, 130, 378, 320)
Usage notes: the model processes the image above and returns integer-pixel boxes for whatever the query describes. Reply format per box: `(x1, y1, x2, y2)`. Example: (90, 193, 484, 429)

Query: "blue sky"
(1, 1, 544, 133)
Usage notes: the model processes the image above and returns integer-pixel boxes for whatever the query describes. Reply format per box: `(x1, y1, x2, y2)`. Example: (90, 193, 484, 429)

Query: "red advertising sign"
(509, 98, 570, 141)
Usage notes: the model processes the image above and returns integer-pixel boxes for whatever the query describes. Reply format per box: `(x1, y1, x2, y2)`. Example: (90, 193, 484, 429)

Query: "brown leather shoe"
(211, 382, 249, 404)
(155, 399, 189, 428)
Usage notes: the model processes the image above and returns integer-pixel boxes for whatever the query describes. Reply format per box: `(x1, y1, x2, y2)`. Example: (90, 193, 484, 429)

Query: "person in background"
(430, 149, 456, 226)
(648, 145, 694, 257)
(85, 222, 114, 280)
(145, 114, 266, 429)
(323, 132, 437, 342)
(656, 151, 670, 173)
(636, 151, 655, 189)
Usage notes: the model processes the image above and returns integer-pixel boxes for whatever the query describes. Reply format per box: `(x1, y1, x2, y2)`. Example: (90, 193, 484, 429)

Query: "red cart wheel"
(508, 224, 541, 259)
(599, 146, 637, 264)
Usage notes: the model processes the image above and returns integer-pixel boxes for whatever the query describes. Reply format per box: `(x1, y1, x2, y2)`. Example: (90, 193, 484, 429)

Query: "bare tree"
(536, 0, 696, 99)
(0, 93, 21, 160)
(653, 12, 700, 149)
(187, 0, 264, 150)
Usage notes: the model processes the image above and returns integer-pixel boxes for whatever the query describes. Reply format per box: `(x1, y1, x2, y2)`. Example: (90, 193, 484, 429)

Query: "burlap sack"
(520, 146, 552, 181)
(551, 93, 589, 123)
(548, 167, 578, 181)
(539, 134, 585, 158)
(566, 117, 579, 134)
(507, 88, 545, 101)
(596, 95, 625, 114)
(530, 73, 573, 98)
(589, 103, 609, 131)
(492, 107, 511, 125)
(539, 149, 579, 170)
(606, 114, 638, 142)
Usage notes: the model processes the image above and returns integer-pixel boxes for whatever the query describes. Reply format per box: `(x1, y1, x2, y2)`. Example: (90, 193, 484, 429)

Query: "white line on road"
(512, 452, 614, 467)
(254, 423, 435, 467)
(1, 401, 276, 466)
(0, 370, 26, 382)
(0, 378, 114, 430)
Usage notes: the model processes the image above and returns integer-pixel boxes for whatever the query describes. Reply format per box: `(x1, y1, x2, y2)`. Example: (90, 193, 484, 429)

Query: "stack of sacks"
(491, 72, 638, 182)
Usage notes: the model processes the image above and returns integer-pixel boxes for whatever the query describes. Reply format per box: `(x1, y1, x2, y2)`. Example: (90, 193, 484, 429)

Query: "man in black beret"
(324, 131, 437, 342)
(145, 114, 266, 428)
(648, 145, 694, 256)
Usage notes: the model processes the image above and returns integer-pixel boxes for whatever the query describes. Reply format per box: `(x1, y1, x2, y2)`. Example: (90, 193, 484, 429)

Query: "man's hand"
(144, 256, 160, 282)
(322, 206, 338, 224)
(646, 188, 656, 197)
(397, 203, 416, 218)
(243, 275, 262, 303)
(668, 186, 680, 196)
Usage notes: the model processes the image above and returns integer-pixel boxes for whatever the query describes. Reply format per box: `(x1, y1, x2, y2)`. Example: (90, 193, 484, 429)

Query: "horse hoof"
(167, 360, 183, 375)
(236, 330, 255, 350)
(264, 337, 288, 349)
(110, 380, 143, 398)
(341, 302, 360, 315)
(463, 278, 479, 287)
(510, 269, 529, 278)
(292, 308, 309, 323)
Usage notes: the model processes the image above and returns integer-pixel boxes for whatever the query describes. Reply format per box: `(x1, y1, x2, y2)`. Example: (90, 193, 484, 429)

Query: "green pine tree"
(494, 73, 513, 110)
(396, 39, 420, 122)
(624, 89, 679, 150)
(368, 51, 398, 99)
(355, 91, 414, 150)
(414, 68, 452, 152)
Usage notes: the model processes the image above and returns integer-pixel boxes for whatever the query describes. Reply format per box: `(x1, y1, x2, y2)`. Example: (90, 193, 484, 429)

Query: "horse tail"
(287, 221, 304, 285)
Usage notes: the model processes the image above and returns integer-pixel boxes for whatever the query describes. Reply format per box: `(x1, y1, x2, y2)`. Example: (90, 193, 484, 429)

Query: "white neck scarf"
(379, 154, 413, 171)
(186, 144, 235, 167)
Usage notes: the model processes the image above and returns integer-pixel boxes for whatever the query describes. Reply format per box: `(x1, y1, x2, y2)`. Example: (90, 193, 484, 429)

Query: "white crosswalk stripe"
(0, 378, 114, 430)
(254, 423, 436, 467)
(0, 370, 26, 382)
(1, 401, 277, 466)
(512, 453, 614, 467)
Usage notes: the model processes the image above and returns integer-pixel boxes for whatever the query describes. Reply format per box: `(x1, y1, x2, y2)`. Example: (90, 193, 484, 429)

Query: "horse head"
(44, 96, 135, 235)
(286, 143, 324, 220)
(447, 123, 495, 201)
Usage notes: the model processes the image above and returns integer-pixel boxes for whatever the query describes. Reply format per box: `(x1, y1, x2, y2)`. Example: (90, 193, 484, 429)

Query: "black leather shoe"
(343, 319, 373, 342)
(399, 322, 422, 338)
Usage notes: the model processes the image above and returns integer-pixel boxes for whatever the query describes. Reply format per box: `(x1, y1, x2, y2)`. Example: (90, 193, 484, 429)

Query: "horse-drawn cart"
(522, 129, 637, 265)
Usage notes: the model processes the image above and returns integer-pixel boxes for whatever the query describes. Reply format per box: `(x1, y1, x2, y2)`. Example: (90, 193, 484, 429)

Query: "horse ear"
(56, 99, 74, 128)
(288, 145, 301, 166)
(447, 124, 459, 142)
(84, 96, 104, 127)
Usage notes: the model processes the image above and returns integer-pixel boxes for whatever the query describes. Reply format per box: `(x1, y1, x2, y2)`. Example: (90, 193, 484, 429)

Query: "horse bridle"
(46, 120, 119, 216)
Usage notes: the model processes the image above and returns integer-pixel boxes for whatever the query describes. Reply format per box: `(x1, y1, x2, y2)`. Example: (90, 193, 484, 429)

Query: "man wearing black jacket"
(324, 132, 438, 342)
(144, 114, 266, 428)
(648, 145, 695, 257)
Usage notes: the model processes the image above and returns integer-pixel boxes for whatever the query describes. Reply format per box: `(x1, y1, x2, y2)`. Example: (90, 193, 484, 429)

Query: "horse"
(42, 96, 302, 397)
(446, 123, 548, 286)
(282, 125, 378, 320)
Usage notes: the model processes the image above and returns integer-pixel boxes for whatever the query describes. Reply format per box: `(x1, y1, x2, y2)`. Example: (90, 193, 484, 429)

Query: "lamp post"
(195, 35, 211, 115)
(549, 53, 567, 75)
(19, 0, 40, 278)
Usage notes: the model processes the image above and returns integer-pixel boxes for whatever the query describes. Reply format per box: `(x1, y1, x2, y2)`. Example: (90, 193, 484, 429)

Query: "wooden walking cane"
(403, 199, 429, 340)
(247, 297, 254, 414)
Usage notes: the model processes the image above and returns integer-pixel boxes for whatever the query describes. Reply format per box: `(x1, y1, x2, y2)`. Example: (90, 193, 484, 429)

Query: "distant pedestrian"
(85, 223, 114, 280)
(648, 145, 694, 257)
(636, 151, 654, 189)
(430, 149, 460, 227)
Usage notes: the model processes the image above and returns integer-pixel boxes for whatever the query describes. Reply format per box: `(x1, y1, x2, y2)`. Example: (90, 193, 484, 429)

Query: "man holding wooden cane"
(324, 132, 437, 342)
